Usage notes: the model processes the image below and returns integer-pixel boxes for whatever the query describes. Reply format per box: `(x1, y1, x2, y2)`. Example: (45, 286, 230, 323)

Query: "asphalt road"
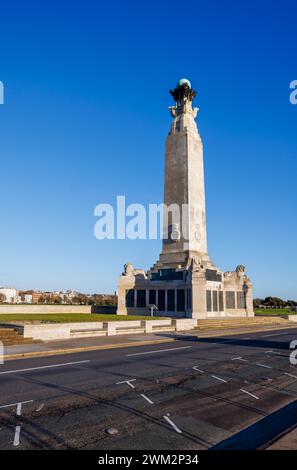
(1, 326, 297, 450)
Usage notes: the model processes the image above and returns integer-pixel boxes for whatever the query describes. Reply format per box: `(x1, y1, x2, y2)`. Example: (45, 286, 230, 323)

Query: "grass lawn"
(0, 313, 165, 323)
(254, 308, 293, 316)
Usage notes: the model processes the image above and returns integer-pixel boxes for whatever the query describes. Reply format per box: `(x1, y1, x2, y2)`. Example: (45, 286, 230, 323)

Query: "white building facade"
(0, 287, 18, 303)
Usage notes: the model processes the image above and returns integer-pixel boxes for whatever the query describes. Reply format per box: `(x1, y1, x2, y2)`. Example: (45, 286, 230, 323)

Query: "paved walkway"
(3, 332, 174, 359)
(267, 427, 297, 450)
(2, 322, 297, 360)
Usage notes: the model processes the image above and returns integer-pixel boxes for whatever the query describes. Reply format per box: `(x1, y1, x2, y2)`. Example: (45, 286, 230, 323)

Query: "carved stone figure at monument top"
(116, 78, 254, 319)
(157, 77, 208, 269)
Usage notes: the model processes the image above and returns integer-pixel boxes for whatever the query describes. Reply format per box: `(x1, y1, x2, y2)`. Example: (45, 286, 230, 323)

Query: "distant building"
(32, 291, 44, 303)
(18, 290, 34, 303)
(0, 287, 18, 303)
(61, 290, 79, 303)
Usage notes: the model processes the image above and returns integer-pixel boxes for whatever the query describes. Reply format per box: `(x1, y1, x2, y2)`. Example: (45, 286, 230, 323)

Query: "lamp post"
(243, 283, 249, 318)
(148, 304, 157, 317)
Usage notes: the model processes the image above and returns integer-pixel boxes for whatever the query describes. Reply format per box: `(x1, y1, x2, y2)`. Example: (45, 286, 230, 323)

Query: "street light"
(243, 283, 249, 318)
(147, 304, 158, 317)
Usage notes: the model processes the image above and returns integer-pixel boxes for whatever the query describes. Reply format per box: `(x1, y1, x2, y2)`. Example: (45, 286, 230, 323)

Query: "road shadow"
(210, 399, 297, 450)
(154, 332, 293, 352)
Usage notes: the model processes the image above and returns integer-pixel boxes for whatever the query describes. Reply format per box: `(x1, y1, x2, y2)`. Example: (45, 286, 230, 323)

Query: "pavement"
(267, 426, 297, 450)
(3, 322, 297, 360)
(3, 333, 176, 360)
(0, 325, 297, 450)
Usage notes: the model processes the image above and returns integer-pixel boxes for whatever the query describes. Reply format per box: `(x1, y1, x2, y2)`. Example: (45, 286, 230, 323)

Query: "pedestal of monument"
(117, 79, 254, 319)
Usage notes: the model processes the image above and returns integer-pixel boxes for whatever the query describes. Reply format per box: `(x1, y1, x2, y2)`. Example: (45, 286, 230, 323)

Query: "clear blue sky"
(0, 0, 296, 299)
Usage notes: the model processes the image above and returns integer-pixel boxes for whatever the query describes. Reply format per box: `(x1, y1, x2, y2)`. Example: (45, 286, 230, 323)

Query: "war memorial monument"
(117, 79, 253, 319)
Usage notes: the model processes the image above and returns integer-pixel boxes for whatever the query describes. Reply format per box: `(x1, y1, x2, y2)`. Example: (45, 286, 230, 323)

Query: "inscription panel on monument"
(206, 290, 212, 312)
(126, 289, 135, 308)
(206, 269, 222, 282)
(158, 290, 165, 311)
(226, 291, 236, 309)
(219, 291, 224, 311)
(167, 289, 175, 311)
(136, 290, 146, 308)
(149, 289, 156, 305)
(177, 289, 185, 312)
(213, 291, 218, 312)
(237, 291, 246, 309)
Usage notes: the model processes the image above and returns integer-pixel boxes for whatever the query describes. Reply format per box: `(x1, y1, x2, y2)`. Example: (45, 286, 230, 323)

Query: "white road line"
(0, 360, 90, 375)
(140, 394, 154, 404)
(16, 403, 22, 416)
(126, 346, 192, 357)
(192, 366, 204, 373)
(231, 357, 248, 362)
(240, 389, 259, 400)
(256, 363, 272, 369)
(116, 379, 136, 389)
(261, 332, 287, 338)
(265, 350, 274, 354)
(0, 400, 33, 410)
(242, 337, 251, 340)
(284, 372, 297, 379)
(163, 416, 182, 434)
(13, 426, 21, 446)
(211, 375, 228, 383)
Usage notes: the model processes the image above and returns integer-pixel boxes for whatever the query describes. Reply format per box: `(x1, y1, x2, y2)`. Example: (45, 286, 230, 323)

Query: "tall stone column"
(116, 78, 254, 319)
(160, 79, 207, 266)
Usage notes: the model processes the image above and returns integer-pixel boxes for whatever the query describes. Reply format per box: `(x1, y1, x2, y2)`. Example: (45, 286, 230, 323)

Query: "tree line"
(36, 294, 117, 305)
(0, 293, 117, 305)
(254, 297, 297, 308)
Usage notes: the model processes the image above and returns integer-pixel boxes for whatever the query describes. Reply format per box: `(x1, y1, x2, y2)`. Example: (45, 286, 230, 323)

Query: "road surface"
(1, 326, 297, 450)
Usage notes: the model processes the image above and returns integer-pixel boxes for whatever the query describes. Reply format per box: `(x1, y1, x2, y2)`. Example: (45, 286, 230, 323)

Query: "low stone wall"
(23, 322, 104, 341)
(288, 315, 297, 322)
(18, 318, 198, 341)
(0, 305, 92, 314)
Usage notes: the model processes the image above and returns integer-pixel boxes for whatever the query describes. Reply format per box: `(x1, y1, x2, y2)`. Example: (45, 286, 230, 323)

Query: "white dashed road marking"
(240, 389, 259, 400)
(3, 400, 34, 448)
(116, 379, 136, 389)
(261, 332, 287, 338)
(0, 360, 90, 375)
(256, 363, 272, 369)
(211, 375, 228, 383)
(126, 346, 192, 357)
(192, 366, 204, 373)
(231, 357, 248, 362)
(0, 400, 33, 410)
(16, 403, 22, 416)
(140, 394, 154, 404)
(13, 426, 21, 447)
(284, 372, 297, 379)
(163, 416, 182, 434)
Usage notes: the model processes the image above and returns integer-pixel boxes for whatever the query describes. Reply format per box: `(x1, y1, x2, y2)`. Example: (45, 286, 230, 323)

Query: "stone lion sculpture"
(123, 263, 134, 276)
(224, 265, 248, 282)
(123, 263, 146, 278)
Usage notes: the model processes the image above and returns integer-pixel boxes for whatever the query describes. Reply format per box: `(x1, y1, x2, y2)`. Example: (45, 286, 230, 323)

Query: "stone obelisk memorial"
(117, 79, 253, 318)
